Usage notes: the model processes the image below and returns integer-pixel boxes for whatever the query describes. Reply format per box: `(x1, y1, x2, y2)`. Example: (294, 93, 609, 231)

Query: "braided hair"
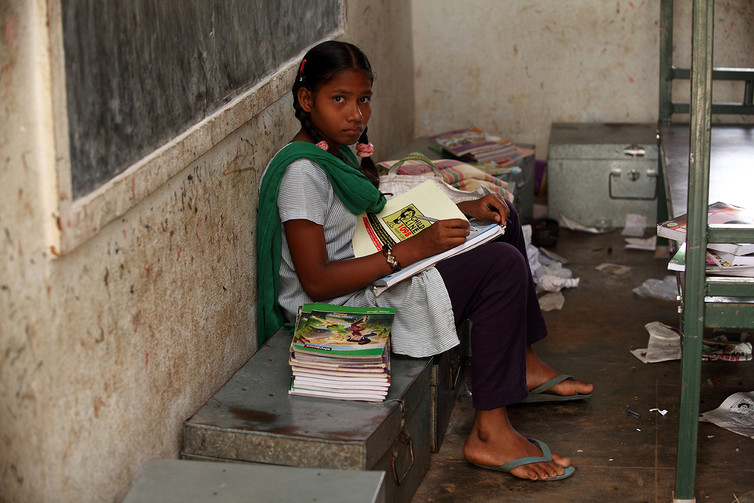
(292, 41, 380, 187)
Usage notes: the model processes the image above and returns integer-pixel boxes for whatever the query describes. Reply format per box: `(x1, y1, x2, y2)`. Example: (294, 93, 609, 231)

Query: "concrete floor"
(411, 227, 754, 503)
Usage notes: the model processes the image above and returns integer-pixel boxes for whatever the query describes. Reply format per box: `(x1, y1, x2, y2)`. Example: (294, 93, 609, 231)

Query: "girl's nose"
(348, 104, 363, 121)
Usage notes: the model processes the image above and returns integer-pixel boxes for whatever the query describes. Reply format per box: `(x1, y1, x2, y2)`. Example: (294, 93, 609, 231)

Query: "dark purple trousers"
(434, 200, 546, 410)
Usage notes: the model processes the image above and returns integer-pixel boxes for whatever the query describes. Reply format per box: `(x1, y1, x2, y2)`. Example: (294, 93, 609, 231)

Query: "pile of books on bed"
(288, 303, 395, 402)
(430, 127, 522, 165)
(658, 201, 754, 277)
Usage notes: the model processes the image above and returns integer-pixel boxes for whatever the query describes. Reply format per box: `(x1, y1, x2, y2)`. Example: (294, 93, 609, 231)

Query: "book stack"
(658, 201, 754, 277)
(288, 303, 396, 402)
(430, 127, 521, 166)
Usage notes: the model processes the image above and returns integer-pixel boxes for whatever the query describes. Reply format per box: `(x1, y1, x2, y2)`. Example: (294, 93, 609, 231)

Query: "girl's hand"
(456, 194, 509, 224)
(394, 218, 470, 264)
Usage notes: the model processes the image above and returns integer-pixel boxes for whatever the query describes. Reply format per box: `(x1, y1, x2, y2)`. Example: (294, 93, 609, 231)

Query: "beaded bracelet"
(381, 244, 402, 272)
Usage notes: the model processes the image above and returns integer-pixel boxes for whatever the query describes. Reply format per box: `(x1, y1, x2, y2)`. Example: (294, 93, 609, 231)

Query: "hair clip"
(316, 140, 329, 151)
(356, 142, 374, 158)
(298, 59, 306, 82)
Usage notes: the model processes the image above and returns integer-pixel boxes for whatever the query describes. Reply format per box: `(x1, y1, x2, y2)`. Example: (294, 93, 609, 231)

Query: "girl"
(257, 40, 593, 482)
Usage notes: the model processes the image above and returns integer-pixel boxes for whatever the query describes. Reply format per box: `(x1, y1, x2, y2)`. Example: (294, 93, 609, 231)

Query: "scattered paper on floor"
(539, 291, 565, 311)
(699, 391, 754, 439)
(625, 236, 656, 251)
(630, 321, 682, 363)
(622, 213, 647, 237)
(596, 263, 632, 275)
(703, 335, 753, 362)
(558, 215, 605, 234)
(632, 275, 678, 301)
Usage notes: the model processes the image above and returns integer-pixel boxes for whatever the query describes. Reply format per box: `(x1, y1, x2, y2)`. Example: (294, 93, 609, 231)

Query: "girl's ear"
(298, 87, 314, 113)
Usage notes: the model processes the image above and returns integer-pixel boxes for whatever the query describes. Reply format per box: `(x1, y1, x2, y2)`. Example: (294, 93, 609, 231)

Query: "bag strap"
(387, 152, 444, 178)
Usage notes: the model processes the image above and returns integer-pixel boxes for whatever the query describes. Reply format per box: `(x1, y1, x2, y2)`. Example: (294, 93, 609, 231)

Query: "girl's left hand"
(456, 194, 509, 224)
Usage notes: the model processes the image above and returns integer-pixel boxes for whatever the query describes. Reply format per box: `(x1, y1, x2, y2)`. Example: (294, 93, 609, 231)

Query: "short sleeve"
(277, 159, 332, 225)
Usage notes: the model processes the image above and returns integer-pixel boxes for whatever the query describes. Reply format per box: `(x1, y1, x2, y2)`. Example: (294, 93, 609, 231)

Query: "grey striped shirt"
(272, 158, 460, 357)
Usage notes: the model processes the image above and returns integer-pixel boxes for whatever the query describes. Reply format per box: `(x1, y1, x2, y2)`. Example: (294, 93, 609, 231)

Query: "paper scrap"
(699, 391, 754, 439)
(622, 213, 647, 237)
(559, 215, 607, 234)
(625, 236, 656, 251)
(596, 263, 632, 275)
(650, 408, 668, 416)
(631, 321, 682, 364)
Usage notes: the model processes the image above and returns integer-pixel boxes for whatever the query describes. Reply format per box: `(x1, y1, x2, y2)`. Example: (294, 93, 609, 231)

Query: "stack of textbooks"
(658, 201, 754, 277)
(288, 303, 396, 402)
(430, 127, 521, 165)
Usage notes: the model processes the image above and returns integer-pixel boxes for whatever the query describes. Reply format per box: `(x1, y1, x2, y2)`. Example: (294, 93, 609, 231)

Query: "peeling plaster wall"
(1, 1, 413, 502)
(411, 0, 754, 159)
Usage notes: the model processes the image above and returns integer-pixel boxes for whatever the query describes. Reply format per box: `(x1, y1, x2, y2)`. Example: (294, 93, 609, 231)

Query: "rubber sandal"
(470, 438, 575, 481)
(519, 374, 592, 403)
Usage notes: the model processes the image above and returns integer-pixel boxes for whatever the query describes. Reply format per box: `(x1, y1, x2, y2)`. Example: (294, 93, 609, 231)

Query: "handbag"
(377, 152, 513, 203)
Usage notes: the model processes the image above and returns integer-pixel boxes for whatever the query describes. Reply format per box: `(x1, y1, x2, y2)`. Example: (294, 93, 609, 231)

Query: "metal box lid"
(182, 328, 432, 470)
(123, 459, 386, 503)
(549, 123, 659, 160)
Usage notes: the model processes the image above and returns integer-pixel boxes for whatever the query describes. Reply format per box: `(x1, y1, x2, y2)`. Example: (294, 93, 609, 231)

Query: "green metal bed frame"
(659, 1, 754, 501)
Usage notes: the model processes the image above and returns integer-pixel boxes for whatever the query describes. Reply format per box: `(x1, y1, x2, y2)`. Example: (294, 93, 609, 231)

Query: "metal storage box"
(182, 329, 431, 503)
(547, 123, 659, 227)
(123, 459, 386, 503)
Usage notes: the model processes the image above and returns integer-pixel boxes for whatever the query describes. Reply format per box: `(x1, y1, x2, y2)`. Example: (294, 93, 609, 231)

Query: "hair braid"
(358, 128, 379, 188)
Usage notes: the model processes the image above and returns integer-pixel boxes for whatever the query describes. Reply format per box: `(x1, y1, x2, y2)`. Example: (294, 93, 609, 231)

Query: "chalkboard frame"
(49, 1, 343, 253)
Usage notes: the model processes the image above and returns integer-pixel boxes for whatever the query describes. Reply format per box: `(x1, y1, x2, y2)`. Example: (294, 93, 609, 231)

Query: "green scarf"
(256, 141, 387, 345)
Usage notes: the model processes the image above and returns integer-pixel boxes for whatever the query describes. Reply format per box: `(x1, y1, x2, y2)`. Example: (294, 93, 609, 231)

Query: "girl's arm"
(285, 218, 470, 301)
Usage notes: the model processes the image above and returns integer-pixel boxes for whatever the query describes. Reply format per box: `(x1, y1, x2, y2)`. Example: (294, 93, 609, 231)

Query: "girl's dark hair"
(292, 41, 379, 187)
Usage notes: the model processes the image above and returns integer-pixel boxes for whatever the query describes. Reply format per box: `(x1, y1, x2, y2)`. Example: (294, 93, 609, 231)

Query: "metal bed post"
(674, 0, 713, 500)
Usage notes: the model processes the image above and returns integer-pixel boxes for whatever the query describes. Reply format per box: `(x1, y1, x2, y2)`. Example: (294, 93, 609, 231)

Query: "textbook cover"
(288, 303, 396, 402)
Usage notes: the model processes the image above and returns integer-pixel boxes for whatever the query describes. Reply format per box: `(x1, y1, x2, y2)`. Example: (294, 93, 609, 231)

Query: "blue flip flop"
(470, 438, 575, 481)
(519, 374, 592, 403)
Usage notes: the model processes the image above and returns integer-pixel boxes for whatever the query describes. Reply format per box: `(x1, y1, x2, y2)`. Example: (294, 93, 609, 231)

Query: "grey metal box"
(547, 123, 659, 227)
(429, 346, 463, 453)
(123, 459, 386, 503)
(182, 329, 431, 503)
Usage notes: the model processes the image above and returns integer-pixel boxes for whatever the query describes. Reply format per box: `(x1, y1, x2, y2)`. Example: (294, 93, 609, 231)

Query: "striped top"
(272, 158, 460, 358)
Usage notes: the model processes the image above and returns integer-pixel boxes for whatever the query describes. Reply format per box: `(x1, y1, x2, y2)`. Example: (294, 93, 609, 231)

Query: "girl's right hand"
(396, 218, 470, 264)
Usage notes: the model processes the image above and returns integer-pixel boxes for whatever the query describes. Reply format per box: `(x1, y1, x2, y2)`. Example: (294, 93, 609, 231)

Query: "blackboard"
(62, 0, 339, 199)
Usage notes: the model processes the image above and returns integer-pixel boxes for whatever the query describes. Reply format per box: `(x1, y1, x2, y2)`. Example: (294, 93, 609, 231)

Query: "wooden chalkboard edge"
(55, 57, 303, 255)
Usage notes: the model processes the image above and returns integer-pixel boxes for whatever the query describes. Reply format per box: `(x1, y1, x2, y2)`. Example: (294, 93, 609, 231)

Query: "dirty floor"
(411, 227, 754, 503)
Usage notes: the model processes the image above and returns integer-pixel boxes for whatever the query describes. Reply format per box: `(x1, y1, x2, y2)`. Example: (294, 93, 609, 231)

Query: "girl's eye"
(333, 96, 345, 103)
(360, 97, 371, 104)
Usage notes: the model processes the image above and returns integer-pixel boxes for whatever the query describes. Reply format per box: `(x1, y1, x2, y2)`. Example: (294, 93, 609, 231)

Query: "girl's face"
(298, 69, 373, 149)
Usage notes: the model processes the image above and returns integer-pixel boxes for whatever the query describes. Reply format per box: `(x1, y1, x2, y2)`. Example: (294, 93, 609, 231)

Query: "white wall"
(411, 0, 754, 159)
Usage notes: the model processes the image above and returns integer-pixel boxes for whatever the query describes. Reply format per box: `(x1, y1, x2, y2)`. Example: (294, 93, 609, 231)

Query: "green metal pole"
(659, 0, 674, 124)
(675, 0, 713, 501)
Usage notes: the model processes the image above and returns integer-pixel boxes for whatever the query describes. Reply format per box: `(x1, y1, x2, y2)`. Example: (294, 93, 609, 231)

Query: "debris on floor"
(539, 291, 566, 311)
(558, 214, 612, 234)
(625, 235, 656, 251)
(699, 391, 754, 439)
(621, 213, 647, 237)
(630, 321, 682, 363)
(632, 275, 678, 301)
(523, 224, 580, 298)
(596, 262, 632, 275)
(703, 333, 753, 362)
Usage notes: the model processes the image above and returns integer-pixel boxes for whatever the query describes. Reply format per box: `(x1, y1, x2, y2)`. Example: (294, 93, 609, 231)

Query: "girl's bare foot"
(464, 408, 572, 481)
(525, 347, 594, 397)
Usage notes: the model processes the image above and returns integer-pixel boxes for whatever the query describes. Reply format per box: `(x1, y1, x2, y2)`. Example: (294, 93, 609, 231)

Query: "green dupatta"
(256, 141, 387, 345)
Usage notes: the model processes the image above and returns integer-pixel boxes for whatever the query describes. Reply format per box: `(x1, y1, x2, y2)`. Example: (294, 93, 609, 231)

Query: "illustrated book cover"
(657, 201, 754, 255)
(288, 303, 396, 401)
